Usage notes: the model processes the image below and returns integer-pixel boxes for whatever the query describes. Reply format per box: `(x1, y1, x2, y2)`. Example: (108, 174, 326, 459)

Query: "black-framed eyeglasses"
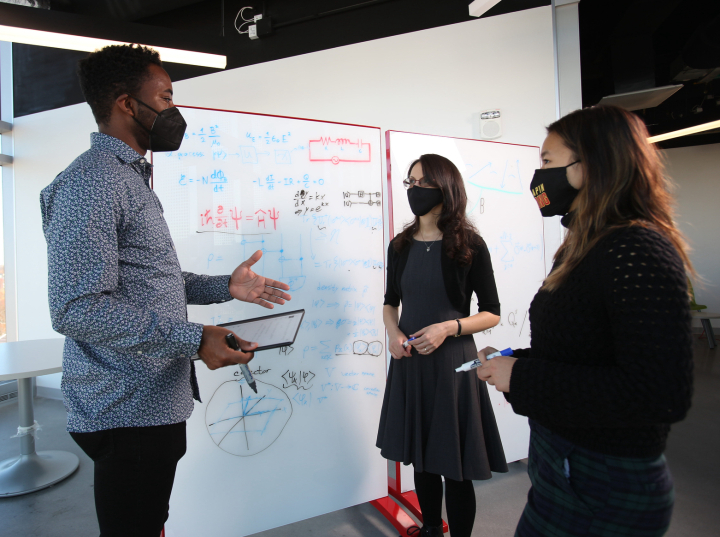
(403, 177, 433, 189)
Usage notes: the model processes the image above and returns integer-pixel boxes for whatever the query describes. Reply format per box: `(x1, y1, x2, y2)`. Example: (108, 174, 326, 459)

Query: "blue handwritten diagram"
(153, 107, 388, 532)
(205, 378, 292, 457)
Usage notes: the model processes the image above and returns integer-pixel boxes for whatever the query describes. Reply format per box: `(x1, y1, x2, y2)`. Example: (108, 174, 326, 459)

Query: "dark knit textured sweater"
(508, 225, 693, 458)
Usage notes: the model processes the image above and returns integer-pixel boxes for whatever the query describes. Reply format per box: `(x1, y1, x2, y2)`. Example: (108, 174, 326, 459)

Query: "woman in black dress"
(377, 154, 508, 537)
(477, 105, 694, 536)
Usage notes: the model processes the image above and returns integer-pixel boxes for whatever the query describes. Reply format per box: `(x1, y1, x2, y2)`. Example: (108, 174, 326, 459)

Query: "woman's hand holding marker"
(407, 321, 454, 355)
(389, 332, 413, 360)
(475, 346, 517, 393)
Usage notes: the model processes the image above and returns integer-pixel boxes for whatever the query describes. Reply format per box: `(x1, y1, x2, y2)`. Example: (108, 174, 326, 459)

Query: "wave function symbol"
(205, 379, 293, 456)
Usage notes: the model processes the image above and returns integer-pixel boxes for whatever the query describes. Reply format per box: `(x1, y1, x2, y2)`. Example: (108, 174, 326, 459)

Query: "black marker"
(226, 333, 257, 393)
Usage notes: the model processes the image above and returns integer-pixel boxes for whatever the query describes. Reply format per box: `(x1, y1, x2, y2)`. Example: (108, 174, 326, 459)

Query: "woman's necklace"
(420, 229, 442, 252)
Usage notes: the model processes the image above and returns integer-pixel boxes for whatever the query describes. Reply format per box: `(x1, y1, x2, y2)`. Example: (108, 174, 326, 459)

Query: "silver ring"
(424, 347, 429, 352)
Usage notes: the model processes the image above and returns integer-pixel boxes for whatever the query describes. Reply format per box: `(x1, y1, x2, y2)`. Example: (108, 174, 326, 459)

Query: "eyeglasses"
(402, 177, 433, 189)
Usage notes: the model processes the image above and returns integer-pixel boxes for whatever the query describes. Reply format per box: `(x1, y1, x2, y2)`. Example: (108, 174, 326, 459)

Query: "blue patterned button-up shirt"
(41, 133, 232, 433)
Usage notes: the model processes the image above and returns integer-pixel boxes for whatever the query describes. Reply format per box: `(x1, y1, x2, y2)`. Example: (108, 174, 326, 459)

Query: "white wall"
(12, 8, 557, 389)
(664, 143, 720, 327)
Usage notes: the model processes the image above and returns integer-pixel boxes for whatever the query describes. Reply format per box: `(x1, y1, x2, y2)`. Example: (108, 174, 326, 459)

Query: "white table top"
(692, 311, 720, 320)
(0, 339, 66, 381)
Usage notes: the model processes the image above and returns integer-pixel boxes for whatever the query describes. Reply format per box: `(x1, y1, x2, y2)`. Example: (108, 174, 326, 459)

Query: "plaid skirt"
(516, 421, 674, 537)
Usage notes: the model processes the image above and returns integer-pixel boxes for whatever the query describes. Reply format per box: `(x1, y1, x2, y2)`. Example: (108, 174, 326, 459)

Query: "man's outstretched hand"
(197, 325, 257, 370)
(229, 250, 292, 309)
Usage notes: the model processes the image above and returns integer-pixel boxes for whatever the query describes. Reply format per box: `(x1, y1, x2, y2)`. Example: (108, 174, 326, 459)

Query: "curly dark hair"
(393, 154, 481, 265)
(77, 44, 162, 125)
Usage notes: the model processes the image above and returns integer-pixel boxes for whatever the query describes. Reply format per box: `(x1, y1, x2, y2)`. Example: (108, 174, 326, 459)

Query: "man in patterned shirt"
(40, 44, 291, 537)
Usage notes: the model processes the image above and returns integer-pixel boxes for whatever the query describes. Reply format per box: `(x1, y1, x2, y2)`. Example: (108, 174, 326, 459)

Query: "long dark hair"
(393, 154, 480, 265)
(543, 105, 694, 291)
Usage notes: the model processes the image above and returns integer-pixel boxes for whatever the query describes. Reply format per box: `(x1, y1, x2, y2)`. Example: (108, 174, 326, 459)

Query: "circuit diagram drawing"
(309, 137, 372, 165)
(342, 191, 381, 207)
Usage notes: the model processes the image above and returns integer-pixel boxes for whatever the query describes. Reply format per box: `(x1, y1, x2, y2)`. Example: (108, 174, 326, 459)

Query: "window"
(0, 45, 8, 343)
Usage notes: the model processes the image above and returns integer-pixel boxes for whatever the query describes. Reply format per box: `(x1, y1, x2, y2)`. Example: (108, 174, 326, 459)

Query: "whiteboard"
(153, 107, 387, 536)
(387, 131, 545, 468)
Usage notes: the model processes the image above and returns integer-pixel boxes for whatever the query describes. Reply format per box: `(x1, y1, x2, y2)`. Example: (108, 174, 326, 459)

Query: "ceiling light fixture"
(468, 0, 503, 18)
(647, 119, 720, 143)
(0, 24, 226, 69)
(598, 85, 684, 112)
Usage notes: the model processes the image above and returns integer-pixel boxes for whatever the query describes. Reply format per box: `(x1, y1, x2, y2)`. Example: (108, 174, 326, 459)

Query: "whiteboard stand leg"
(370, 461, 448, 535)
(701, 319, 716, 349)
(370, 496, 418, 536)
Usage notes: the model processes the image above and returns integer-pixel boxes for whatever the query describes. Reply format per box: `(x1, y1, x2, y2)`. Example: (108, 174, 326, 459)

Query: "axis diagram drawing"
(205, 379, 293, 456)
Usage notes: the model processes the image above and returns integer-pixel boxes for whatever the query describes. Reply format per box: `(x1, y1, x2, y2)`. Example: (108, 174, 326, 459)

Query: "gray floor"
(1, 335, 718, 537)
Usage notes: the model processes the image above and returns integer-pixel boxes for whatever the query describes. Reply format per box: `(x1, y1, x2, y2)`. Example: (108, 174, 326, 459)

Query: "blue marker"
(402, 336, 417, 349)
(455, 348, 514, 372)
(486, 347, 514, 359)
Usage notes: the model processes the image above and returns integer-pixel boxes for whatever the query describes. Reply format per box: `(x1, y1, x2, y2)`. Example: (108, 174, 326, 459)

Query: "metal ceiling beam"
(0, 2, 224, 55)
(56, 0, 204, 22)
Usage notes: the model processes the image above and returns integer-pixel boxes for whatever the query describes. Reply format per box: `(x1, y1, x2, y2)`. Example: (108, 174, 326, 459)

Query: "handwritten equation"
(294, 189, 329, 216)
(187, 125, 220, 143)
(178, 169, 227, 192)
(199, 205, 280, 231)
(282, 370, 315, 391)
(254, 174, 325, 190)
(246, 131, 292, 144)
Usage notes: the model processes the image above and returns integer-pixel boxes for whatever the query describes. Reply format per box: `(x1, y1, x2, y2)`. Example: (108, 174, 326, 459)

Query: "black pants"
(414, 470, 476, 537)
(70, 421, 187, 537)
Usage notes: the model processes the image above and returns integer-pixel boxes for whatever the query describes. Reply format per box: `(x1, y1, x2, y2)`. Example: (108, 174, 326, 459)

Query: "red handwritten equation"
(308, 137, 371, 165)
(199, 206, 280, 231)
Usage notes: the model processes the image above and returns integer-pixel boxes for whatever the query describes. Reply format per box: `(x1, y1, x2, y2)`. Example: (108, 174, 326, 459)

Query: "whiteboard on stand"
(386, 130, 544, 488)
(153, 106, 387, 536)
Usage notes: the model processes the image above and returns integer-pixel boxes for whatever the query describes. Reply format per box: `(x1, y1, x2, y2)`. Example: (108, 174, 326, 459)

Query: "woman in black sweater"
(476, 105, 694, 536)
(377, 154, 508, 537)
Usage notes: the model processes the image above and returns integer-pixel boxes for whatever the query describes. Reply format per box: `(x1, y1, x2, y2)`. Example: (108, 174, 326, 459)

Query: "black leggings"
(414, 470, 476, 537)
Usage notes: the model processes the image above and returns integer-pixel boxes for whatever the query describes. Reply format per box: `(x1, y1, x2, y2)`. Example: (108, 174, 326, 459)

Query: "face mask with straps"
(129, 95, 187, 152)
(529, 160, 581, 217)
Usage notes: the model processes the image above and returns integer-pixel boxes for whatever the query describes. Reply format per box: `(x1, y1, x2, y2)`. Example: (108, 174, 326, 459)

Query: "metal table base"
(0, 377, 79, 497)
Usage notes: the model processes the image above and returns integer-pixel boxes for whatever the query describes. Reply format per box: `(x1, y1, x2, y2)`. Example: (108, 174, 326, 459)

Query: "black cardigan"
(508, 225, 693, 458)
(383, 235, 501, 317)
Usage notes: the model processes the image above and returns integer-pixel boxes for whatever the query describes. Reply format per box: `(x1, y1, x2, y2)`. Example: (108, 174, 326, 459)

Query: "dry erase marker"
(455, 348, 514, 372)
(226, 333, 257, 393)
(455, 359, 482, 372)
(486, 348, 513, 359)
(402, 336, 417, 349)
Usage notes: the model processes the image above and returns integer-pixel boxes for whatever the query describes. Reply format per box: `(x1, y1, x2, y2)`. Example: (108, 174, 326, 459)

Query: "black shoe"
(406, 524, 443, 537)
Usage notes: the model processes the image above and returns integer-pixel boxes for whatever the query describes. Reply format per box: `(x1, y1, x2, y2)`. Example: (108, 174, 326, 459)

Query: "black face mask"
(529, 161, 581, 217)
(130, 96, 187, 152)
(407, 186, 443, 216)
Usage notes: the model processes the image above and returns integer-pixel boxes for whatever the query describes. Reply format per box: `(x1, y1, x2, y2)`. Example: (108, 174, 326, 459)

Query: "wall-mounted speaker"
(480, 109, 502, 139)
